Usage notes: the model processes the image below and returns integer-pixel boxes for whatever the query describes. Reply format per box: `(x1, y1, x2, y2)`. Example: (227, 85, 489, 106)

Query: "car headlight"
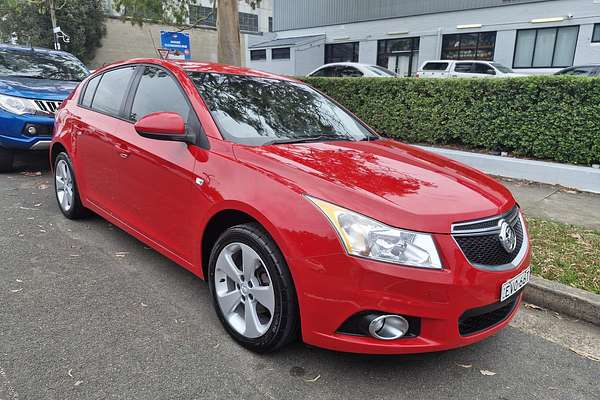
(306, 196, 443, 269)
(0, 93, 38, 115)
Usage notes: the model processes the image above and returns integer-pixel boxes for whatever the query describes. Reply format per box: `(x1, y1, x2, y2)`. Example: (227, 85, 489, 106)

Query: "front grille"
(452, 206, 525, 267)
(459, 295, 519, 336)
(33, 100, 62, 115)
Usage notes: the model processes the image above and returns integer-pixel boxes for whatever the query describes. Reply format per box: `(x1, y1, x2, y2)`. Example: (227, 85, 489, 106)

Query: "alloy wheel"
(55, 159, 74, 212)
(214, 242, 275, 338)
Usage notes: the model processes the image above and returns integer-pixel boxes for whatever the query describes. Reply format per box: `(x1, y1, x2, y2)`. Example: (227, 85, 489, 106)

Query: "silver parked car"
(416, 60, 526, 78)
(307, 62, 398, 78)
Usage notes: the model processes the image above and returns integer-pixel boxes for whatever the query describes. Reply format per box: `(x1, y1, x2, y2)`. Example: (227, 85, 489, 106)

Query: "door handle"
(114, 144, 131, 159)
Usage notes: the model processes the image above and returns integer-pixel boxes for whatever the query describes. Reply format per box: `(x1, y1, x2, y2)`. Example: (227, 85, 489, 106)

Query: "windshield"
(0, 48, 89, 81)
(491, 62, 514, 74)
(366, 66, 397, 77)
(188, 72, 378, 146)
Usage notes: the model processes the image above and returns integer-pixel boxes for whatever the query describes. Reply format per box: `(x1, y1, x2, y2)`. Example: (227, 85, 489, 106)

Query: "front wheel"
(0, 147, 15, 172)
(54, 152, 88, 219)
(208, 223, 299, 353)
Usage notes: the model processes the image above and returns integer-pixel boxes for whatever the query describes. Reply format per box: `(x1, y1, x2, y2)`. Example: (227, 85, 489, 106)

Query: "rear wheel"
(54, 152, 87, 219)
(208, 223, 299, 353)
(0, 147, 15, 172)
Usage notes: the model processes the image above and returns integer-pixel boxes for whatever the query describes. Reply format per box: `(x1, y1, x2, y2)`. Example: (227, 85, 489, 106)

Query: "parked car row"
(305, 60, 600, 79)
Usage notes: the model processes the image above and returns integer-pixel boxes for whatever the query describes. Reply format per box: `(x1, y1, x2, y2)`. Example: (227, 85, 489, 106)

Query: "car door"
(111, 65, 201, 261)
(472, 62, 497, 78)
(75, 66, 137, 212)
(452, 62, 476, 78)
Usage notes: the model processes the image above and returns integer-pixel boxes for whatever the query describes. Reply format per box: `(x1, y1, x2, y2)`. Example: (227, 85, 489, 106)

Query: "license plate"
(500, 267, 530, 302)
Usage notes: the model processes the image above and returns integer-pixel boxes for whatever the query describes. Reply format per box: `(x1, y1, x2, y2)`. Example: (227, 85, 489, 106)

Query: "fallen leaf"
(33, 203, 42, 207)
(305, 374, 321, 383)
(456, 363, 472, 368)
(141, 302, 148, 307)
(10, 288, 23, 293)
(525, 303, 545, 311)
(115, 252, 129, 258)
(570, 348, 600, 362)
(38, 184, 49, 190)
(39, 229, 47, 233)
(21, 171, 42, 177)
(480, 370, 496, 376)
(67, 369, 74, 378)
(16, 279, 22, 283)
(74, 380, 83, 386)
(213, 343, 220, 349)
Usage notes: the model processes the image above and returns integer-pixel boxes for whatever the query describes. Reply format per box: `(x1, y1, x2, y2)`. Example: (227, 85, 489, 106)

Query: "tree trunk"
(217, 0, 241, 65)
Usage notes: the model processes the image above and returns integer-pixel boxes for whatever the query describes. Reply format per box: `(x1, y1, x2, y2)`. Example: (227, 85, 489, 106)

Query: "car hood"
(234, 139, 516, 234)
(0, 76, 78, 100)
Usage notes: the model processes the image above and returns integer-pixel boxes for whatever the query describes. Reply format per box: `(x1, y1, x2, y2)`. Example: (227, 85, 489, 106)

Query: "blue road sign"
(159, 31, 191, 60)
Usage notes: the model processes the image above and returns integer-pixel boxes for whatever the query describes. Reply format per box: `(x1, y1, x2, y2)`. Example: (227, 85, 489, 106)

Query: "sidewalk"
(499, 177, 600, 230)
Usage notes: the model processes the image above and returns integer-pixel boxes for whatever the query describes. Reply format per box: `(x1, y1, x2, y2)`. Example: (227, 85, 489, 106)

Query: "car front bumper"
(0, 110, 53, 151)
(293, 233, 531, 354)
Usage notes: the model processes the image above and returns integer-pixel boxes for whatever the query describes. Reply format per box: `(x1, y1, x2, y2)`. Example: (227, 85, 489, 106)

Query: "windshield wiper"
(262, 134, 348, 146)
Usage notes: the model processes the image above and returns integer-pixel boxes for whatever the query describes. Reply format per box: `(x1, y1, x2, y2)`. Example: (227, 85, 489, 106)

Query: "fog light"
(368, 315, 409, 340)
(27, 125, 37, 135)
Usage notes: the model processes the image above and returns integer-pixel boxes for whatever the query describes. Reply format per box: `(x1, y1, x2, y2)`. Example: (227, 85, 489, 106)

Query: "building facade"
(247, 0, 600, 76)
(92, 0, 273, 68)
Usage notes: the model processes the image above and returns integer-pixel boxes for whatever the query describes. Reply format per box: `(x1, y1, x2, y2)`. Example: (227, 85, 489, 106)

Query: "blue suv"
(0, 44, 88, 171)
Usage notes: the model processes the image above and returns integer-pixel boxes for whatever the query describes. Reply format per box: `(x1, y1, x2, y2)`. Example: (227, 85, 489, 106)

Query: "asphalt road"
(1, 154, 599, 400)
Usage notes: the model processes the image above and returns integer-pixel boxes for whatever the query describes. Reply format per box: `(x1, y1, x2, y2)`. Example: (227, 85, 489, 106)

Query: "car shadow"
(12, 150, 51, 172)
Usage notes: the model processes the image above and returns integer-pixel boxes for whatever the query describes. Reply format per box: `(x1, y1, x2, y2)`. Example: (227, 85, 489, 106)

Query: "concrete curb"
(524, 276, 600, 326)
(416, 145, 600, 194)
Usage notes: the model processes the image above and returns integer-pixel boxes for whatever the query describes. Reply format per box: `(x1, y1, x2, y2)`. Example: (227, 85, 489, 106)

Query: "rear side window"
(129, 66, 191, 122)
(454, 63, 473, 73)
(472, 63, 496, 75)
(80, 75, 101, 108)
(91, 67, 136, 116)
(422, 62, 449, 71)
(338, 66, 363, 77)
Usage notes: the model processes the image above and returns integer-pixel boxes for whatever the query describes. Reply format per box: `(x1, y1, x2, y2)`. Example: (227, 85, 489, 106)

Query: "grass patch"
(528, 218, 600, 294)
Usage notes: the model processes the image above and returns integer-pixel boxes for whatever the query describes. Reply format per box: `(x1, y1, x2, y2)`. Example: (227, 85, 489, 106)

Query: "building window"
(189, 5, 217, 27)
(239, 12, 258, 32)
(593, 24, 600, 43)
(324, 42, 359, 64)
(441, 31, 497, 60)
(250, 49, 266, 61)
(376, 37, 420, 77)
(272, 47, 290, 60)
(269, 17, 273, 32)
(513, 26, 579, 68)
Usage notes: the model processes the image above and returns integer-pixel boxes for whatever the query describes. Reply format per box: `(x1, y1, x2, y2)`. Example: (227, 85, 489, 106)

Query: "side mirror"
(134, 112, 193, 143)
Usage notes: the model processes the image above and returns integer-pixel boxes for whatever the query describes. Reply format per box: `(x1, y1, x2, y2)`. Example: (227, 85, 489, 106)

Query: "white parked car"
(307, 62, 398, 78)
(416, 60, 526, 78)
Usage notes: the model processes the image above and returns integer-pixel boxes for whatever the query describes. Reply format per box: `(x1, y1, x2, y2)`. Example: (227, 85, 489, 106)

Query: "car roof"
(92, 58, 298, 82)
(0, 43, 78, 58)
(318, 62, 377, 68)
(422, 60, 493, 63)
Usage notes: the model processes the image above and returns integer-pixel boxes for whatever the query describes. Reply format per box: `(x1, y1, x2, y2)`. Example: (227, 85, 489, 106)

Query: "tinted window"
(338, 66, 363, 77)
(272, 47, 290, 60)
(514, 26, 579, 68)
(593, 24, 600, 43)
(325, 42, 359, 64)
(250, 49, 266, 61)
(558, 66, 596, 76)
(366, 66, 397, 76)
(91, 67, 136, 116)
(130, 67, 191, 122)
(442, 32, 497, 60)
(0, 48, 88, 81)
(491, 62, 514, 73)
(423, 62, 449, 71)
(188, 72, 376, 146)
(472, 63, 496, 75)
(80, 75, 101, 108)
(454, 63, 473, 73)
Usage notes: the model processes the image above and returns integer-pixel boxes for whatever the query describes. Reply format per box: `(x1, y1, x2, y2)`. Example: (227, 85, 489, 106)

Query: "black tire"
(54, 152, 88, 219)
(208, 223, 299, 353)
(0, 147, 15, 172)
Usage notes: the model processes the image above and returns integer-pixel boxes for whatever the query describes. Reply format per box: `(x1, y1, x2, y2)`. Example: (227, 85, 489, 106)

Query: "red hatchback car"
(51, 59, 531, 354)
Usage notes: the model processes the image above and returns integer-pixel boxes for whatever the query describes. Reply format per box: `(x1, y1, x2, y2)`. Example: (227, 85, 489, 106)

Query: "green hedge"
(302, 76, 600, 165)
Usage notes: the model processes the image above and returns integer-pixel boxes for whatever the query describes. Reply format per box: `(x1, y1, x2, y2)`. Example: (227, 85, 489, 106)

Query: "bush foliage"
(302, 76, 600, 165)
